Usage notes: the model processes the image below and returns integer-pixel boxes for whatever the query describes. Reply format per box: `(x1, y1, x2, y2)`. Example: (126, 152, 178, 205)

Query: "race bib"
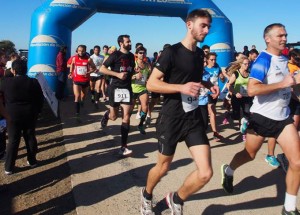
(199, 87, 209, 96)
(135, 73, 146, 85)
(77, 66, 87, 75)
(114, 88, 130, 103)
(210, 76, 218, 86)
(181, 93, 199, 113)
(240, 85, 248, 96)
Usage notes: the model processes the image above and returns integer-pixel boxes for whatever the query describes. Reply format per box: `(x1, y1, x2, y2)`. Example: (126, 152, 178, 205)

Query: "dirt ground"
(0, 103, 76, 215)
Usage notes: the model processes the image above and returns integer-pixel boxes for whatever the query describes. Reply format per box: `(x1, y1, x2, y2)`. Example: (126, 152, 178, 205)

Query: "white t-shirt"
(90, 54, 105, 77)
(250, 50, 290, 120)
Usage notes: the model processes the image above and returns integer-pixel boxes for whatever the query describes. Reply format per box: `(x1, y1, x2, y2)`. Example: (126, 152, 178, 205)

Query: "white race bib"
(199, 87, 210, 96)
(181, 94, 199, 113)
(77, 66, 87, 75)
(114, 88, 130, 102)
(135, 73, 147, 85)
(240, 85, 248, 96)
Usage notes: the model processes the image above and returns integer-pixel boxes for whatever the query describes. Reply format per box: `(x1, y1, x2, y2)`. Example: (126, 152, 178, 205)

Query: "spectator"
(1, 59, 44, 175)
(55, 45, 68, 100)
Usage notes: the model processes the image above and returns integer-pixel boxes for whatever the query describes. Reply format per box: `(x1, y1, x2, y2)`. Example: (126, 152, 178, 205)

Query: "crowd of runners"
(0, 8, 300, 215)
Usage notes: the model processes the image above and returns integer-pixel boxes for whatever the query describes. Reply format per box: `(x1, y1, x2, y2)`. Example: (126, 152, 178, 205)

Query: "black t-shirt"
(155, 42, 205, 119)
(103, 50, 135, 88)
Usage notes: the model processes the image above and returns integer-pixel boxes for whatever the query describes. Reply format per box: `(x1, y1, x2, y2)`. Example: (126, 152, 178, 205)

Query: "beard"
(191, 28, 206, 42)
(124, 44, 131, 51)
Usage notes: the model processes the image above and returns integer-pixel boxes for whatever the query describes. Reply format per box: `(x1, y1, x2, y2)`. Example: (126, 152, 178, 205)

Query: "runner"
(68, 45, 96, 121)
(100, 35, 135, 156)
(221, 23, 300, 215)
(131, 46, 151, 134)
(140, 9, 218, 215)
(89, 45, 105, 107)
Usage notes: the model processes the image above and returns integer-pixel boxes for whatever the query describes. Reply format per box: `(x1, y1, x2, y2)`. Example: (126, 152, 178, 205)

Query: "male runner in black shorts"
(100, 35, 135, 156)
(140, 9, 219, 215)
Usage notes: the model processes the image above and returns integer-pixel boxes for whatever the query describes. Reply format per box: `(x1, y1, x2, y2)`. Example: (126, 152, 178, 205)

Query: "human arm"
(248, 74, 295, 97)
(146, 67, 203, 97)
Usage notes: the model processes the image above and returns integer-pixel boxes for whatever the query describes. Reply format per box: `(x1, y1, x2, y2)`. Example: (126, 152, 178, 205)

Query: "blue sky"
(1, 0, 299, 56)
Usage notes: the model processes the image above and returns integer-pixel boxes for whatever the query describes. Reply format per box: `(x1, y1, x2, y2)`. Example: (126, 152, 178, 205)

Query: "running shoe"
(282, 207, 300, 215)
(165, 192, 183, 215)
(138, 125, 146, 135)
(277, 153, 289, 173)
(118, 147, 132, 156)
(136, 112, 141, 119)
(100, 110, 109, 129)
(213, 132, 224, 140)
(265, 155, 280, 168)
(140, 187, 154, 215)
(222, 117, 229, 125)
(240, 117, 248, 134)
(27, 161, 38, 168)
(4, 170, 13, 175)
(221, 164, 234, 194)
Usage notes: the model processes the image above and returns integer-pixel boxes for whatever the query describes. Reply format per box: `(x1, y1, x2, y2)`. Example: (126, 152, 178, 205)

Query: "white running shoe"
(118, 147, 133, 156)
(140, 187, 154, 215)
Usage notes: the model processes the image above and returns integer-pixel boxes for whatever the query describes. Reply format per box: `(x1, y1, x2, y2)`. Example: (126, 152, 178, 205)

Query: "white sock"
(225, 166, 234, 176)
(284, 192, 297, 211)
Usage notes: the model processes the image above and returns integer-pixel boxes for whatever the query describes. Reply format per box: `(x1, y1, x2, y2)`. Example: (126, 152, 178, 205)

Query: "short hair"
(202, 45, 210, 50)
(117, 35, 130, 47)
(249, 49, 259, 55)
(135, 42, 143, 49)
(77, 45, 86, 51)
(60, 45, 67, 52)
(207, 52, 217, 59)
(263, 23, 285, 38)
(186, 9, 212, 23)
(103, 45, 108, 49)
(12, 59, 27, 75)
(94, 45, 100, 50)
(288, 48, 300, 60)
(136, 46, 146, 54)
(163, 44, 171, 50)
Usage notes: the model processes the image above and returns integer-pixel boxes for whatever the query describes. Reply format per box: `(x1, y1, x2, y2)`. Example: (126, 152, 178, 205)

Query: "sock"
(284, 192, 297, 211)
(143, 188, 152, 200)
(91, 90, 95, 96)
(95, 92, 100, 103)
(225, 166, 234, 176)
(139, 111, 147, 126)
(173, 192, 184, 205)
(75, 102, 80, 114)
(121, 123, 130, 147)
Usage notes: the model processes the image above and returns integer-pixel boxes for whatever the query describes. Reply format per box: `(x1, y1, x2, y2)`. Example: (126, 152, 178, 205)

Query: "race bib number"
(114, 88, 130, 103)
(210, 76, 218, 86)
(77, 66, 87, 75)
(135, 73, 146, 85)
(181, 94, 199, 113)
(199, 87, 209, 96)
(240, 85, 248, 96)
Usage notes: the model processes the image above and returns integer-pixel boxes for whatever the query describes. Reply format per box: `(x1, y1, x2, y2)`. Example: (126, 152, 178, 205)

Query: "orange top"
(288, 62, 300, 74)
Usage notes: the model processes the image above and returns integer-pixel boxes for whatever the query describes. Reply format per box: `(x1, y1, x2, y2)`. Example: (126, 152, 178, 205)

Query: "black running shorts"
(156, 114, 209, 156)
(248, 113, 294, 139)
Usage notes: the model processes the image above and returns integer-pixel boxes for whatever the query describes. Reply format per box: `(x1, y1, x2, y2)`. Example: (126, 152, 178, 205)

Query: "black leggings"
(231, 95, 253, 120)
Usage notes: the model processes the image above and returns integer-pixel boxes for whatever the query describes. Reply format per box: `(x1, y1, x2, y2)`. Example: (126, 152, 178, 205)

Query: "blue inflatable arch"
(28, 0, 234, 91)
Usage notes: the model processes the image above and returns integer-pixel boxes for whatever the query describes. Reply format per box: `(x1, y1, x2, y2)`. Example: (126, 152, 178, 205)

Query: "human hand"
(180, 82, 202, 97)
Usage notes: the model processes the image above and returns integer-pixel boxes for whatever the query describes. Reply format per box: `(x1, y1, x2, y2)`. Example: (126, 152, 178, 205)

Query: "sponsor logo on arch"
(141, 0, 191, 4)
(30, 35, 64, 48)
(28, 64, 57, 77)
(50, 0, 90, 10)
(210, 43, 231, 53)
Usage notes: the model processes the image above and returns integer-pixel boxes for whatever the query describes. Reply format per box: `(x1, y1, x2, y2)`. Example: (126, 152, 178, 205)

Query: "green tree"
(0, 40, 17, 55)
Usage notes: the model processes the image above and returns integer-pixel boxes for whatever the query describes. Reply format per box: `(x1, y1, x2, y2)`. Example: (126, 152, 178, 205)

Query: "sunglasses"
(138, 52, 145, 55)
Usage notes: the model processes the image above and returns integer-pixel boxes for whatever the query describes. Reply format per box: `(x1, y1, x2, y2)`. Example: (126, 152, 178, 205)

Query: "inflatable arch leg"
(28, 0, 234, 91)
